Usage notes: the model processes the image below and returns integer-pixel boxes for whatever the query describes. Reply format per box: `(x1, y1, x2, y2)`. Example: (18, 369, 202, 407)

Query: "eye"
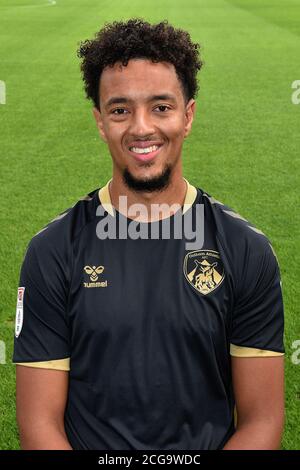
(111, 108, 128, 115)
(154, 105, 170, 112)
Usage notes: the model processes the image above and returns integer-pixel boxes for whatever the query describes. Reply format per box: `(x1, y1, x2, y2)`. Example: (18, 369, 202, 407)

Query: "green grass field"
(0, 0, 299, 450)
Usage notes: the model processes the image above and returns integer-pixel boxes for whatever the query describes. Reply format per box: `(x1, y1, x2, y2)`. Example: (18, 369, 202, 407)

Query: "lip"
(127, 144, 163, 163)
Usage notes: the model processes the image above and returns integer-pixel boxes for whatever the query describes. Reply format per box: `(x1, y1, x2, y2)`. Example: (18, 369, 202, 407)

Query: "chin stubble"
(123, 165, 172, 192)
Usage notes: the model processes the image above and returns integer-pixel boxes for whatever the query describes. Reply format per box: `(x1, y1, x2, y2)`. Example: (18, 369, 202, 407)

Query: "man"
(13, 18, 285, 450)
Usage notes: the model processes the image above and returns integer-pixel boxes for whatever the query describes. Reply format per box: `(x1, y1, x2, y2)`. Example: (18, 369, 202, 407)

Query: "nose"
(128, 106, 156, 137)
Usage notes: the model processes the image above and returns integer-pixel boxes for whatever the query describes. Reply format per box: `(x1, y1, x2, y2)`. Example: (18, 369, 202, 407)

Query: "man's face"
(93, 58, 195, 190)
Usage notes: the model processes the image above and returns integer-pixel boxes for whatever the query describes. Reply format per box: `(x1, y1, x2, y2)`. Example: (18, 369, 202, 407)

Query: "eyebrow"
(105, 94, 177, 109)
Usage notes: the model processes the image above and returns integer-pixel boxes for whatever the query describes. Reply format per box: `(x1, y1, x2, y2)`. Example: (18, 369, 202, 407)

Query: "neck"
(109, 168, 187, 222)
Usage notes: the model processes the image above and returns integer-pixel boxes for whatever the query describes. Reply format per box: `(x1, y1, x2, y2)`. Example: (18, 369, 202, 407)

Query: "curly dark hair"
(77, 18, 203, 110)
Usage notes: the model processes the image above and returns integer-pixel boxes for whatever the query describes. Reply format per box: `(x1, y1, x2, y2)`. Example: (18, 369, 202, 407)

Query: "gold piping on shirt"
(230, 344, 284, 357)
(14, 358, 70, 371)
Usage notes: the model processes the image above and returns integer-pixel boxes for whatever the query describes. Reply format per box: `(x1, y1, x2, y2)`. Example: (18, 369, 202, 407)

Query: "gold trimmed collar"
(182, 178, 198, 214)
(98, 178, 197, 218)
(98, 178, 114, 216)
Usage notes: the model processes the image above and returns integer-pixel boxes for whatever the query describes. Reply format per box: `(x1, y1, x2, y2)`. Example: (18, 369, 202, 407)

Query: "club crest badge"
(183, 250, 225, 295)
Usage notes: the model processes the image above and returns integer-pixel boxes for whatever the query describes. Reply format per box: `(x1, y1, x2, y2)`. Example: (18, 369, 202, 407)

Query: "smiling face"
(93, 58, 196, 191)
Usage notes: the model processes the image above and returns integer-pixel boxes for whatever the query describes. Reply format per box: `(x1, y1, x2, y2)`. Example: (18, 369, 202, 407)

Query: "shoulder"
(198, 189, 280, 292)
(22, 189, 100, 273)
(200, 188, 277, 257)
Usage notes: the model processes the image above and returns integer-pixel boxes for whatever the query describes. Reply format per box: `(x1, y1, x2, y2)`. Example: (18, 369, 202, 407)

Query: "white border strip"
(0, 0, 56, 8)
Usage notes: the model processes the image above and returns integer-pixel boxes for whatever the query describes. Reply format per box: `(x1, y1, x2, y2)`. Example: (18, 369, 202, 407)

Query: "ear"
(92, 106, 108, 143)
(183, 99, 196, 139)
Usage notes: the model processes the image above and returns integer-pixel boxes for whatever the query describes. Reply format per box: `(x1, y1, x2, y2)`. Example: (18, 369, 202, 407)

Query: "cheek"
(104, 124, 126, 150)
(161, 117, 185, 143)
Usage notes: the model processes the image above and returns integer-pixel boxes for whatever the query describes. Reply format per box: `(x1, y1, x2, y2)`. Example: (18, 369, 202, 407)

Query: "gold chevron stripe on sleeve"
(14, 358, 70, 371)
(230, 344, 284, 357)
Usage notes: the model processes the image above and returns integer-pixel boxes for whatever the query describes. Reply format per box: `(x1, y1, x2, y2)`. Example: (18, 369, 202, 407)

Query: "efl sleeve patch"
(15, 287, 25, 338)
(12, 237, 70, 364)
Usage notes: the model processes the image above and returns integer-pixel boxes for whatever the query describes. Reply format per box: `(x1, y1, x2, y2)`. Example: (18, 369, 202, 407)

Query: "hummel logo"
(83, 265, 108, 288)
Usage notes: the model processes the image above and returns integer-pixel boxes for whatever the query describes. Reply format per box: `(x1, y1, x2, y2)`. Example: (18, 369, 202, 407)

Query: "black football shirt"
(12, 179, 285, 450)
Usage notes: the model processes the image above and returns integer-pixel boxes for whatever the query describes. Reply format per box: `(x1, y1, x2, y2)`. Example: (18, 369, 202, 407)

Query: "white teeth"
(130, 145, 159, 154)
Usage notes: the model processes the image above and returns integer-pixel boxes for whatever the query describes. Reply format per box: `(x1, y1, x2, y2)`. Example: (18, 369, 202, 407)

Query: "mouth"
(127, 143, 164, 162)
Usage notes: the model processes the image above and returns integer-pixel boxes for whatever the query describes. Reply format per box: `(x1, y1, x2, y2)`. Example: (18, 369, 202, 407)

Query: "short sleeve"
(230, 239, 285, 357)
(12, 234, 71, 371)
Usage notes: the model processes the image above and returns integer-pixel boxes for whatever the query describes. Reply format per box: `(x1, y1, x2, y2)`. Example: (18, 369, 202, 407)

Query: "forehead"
(99, 58, 183, 102)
